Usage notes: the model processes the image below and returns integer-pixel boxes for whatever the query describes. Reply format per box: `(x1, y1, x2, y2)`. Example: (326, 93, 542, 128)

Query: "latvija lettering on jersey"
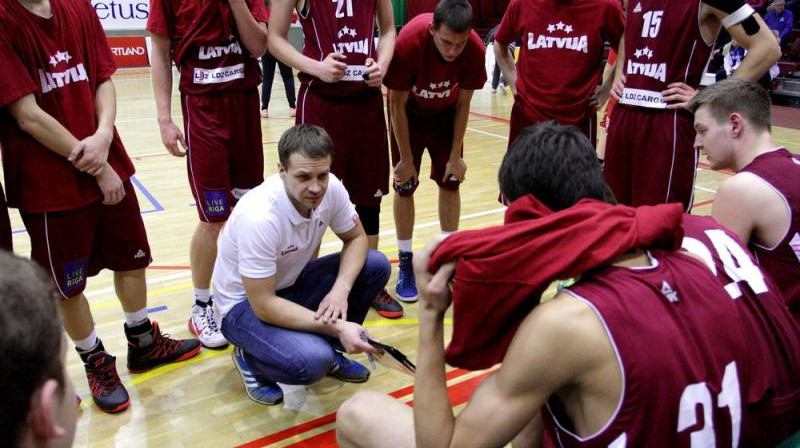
(199, 37, 243, 60)
(333, 26, 370, 55)
(412, 81, 456, 100)
(625, 46, 666, 82)
(38, 64, 88, 94)
(526, 21, 588, 53)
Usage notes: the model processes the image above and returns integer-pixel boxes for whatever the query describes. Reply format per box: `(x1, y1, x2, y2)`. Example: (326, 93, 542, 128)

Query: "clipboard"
(367, 339, 416, 376)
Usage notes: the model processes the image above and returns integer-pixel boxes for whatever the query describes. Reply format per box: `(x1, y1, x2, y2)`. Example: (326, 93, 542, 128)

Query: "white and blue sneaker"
(327, 352, 370, 383)
(395, 251, 418, 302)
(189, 298, 228, 349)
(231, 347, 283, 405)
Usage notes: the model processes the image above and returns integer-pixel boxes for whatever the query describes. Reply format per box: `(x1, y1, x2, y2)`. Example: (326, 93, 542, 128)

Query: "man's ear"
(729, 112, 745, 138)
(278, 163, 286, 176)
(28, 380, 67, 440)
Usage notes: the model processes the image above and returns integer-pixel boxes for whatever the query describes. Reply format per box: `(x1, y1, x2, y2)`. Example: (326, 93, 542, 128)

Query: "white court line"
(695, 185, 717, 194)
(84, 271, 190, 298)
(467, 127, 509, 140)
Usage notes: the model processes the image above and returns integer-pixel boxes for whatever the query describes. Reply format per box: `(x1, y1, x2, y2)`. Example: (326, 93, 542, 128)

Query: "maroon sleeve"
(383, 36, 415, 91)
(248, 0, 268, 23)
(459, 32, 487, 90)
(493, 0, 520, 46)
(84, 1, 117, 83)
(0, 24, 38, 107)
(603, 0, 625, 50)
(146, 0, 169, 35)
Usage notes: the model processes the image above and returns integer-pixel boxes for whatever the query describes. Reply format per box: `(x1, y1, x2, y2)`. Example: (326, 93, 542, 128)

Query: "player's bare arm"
(389, 89, 417, 184)
(149, 32, 188, 157)
(228, 0, 268, 58)
(610, 0, 627, 101)
(242, 274, 379, 354)
(444, 89, 472, 183)
(363, 0, 396, 88)
(268, 0, 346, 82)
(69, 79, 116, 175)
(713, 172, 790, 249)
(493, 41, 517, 96)
(701, 1, 781, 81)
(315, 222, 369, 324)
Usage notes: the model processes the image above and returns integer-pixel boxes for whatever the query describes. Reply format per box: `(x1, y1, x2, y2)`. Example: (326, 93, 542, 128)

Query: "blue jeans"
(220, 250, 390, 385)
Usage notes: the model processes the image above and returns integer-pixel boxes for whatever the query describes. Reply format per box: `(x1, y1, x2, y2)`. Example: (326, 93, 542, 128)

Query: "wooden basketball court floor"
(4, 69, 799, 448)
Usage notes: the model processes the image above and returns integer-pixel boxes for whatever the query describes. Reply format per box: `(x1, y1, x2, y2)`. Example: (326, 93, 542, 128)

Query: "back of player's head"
(0, 251, 65, 447)
(278, 124, 335, 168)
(688, 78, 771, 133)
(433, 0, 473, 33)
(498, 122, 615, 210)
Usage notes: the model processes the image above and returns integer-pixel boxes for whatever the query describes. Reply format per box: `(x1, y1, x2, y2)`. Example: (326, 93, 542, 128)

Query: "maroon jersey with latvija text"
(545, 215, 800, 447)
(297, 0, 379, 98)
(741, 148, 800, 316)
(619, 0, 715, 109)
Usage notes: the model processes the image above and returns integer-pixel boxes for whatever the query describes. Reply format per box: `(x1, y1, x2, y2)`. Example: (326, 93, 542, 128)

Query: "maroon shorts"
(296, 86, 389, 207)
(0, 185, 12, 252)
(182, 89, 265, 222)
(20, 180, 151, 299)
(389, 108, 461, 196)
(508, 102, 597, 149)
(604, 104, 697, 211)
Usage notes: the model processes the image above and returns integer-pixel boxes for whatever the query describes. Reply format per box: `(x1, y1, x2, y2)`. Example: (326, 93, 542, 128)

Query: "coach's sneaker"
(126, 321, 202, 373)
(189, 299, 228, 349)
(371, 289, 404, 319)
(260, 109, 269, 118)
(288, 107, 296, 117)
(395, 251, 418, 302)
(232, 347, 283, 405)
(328, 352, 370, 383)
(82, 350, 130, 413)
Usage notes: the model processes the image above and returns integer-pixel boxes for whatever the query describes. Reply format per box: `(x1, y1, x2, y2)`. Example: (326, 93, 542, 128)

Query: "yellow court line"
(365, 317, 452, 327)
(89, 281, 195, 310)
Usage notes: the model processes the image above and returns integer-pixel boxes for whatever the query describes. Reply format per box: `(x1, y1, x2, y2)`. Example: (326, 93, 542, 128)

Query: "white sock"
(124, 308, 149, 327)
(440, 230, 456, 237)
(397, 239, 412, 253)
(194, 288, 211, 304)
(74, 330, 99, 353)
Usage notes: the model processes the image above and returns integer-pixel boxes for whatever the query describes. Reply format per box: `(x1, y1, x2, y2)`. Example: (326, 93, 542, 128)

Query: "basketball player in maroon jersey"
(605, 0, 781, 211)
(148, 0, 268, 348)
(383, 0, 486, 303)
(336, 122, 800, 448)
(269, 0, 404, 318)
(0, 0, 201, 414)
(690, 78, 800, 319)
(493, 0, 624, 147)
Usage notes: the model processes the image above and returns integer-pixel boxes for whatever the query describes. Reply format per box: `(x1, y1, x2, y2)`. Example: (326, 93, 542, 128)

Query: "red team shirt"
(493, 0, 623, 124)
(546, 215, 800, 447)
(146, 0, 267, 95)
(741, 148, 800, 316)
(383, 13, 486, 114)
(0, 0, 135, 213)
(618, 0, 715, 109)
(296, 0, 379, 98)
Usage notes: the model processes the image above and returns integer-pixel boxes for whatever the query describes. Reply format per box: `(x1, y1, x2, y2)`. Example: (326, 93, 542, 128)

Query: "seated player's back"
(551, 216, 800, 447)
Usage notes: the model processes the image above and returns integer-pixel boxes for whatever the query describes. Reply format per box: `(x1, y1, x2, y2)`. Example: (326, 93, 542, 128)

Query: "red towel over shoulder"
(428, 195, 684, 370)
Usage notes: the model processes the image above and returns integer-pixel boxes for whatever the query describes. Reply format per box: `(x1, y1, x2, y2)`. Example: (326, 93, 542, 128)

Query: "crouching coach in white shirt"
(213, 124, 389, 405)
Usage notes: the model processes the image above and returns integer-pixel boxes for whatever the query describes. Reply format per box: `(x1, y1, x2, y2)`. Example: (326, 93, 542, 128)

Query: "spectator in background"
(764, 0, 795, 45)
(260, 0, 297, 118)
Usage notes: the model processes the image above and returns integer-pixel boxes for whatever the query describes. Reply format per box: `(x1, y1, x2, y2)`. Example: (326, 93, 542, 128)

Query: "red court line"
(693, 199, 714, 208)
(697, 162, 734, 175)
(468, 110, 511, 124)
(232, 368, 476, 448)
(282, 370, 496, 448)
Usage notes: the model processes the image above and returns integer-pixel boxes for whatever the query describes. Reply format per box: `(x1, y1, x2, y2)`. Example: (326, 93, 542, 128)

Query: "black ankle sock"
(77, 340, 106, 363)
(124, 320, 154, 348)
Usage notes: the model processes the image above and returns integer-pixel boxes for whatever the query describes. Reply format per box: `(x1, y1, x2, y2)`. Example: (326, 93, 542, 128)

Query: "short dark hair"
(0, 251, 64, 447)
(688, 78, 771, 133)
(278, 124, 335, 168)
(433, 0, 473, 33)
(498, 122, 616, 210)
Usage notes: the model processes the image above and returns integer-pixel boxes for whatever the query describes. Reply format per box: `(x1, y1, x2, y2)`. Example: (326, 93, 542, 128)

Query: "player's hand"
(393, 159, 418, 185)
(317, 53, 347, 83)
(362, 58, 384, 88)
(158, 120, 187, 157)
(590, 84, 610, 109)
(662, 82, 697, 110)
(414, 234, 456, 314)
(335, 321, 381, 354)
(315, 286, 348, 324)
(69, 130, 112, 175)
(95, 164, 125, 205)
(442, 156, 466, 183)
(610, 73, 626, 101)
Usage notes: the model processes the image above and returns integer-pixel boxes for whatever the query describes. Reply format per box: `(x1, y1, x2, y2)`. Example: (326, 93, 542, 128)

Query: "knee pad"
(355, 205, 380, 235)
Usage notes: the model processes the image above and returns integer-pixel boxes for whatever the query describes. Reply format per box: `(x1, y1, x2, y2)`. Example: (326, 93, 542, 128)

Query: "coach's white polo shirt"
(213, 173, 358, 318)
